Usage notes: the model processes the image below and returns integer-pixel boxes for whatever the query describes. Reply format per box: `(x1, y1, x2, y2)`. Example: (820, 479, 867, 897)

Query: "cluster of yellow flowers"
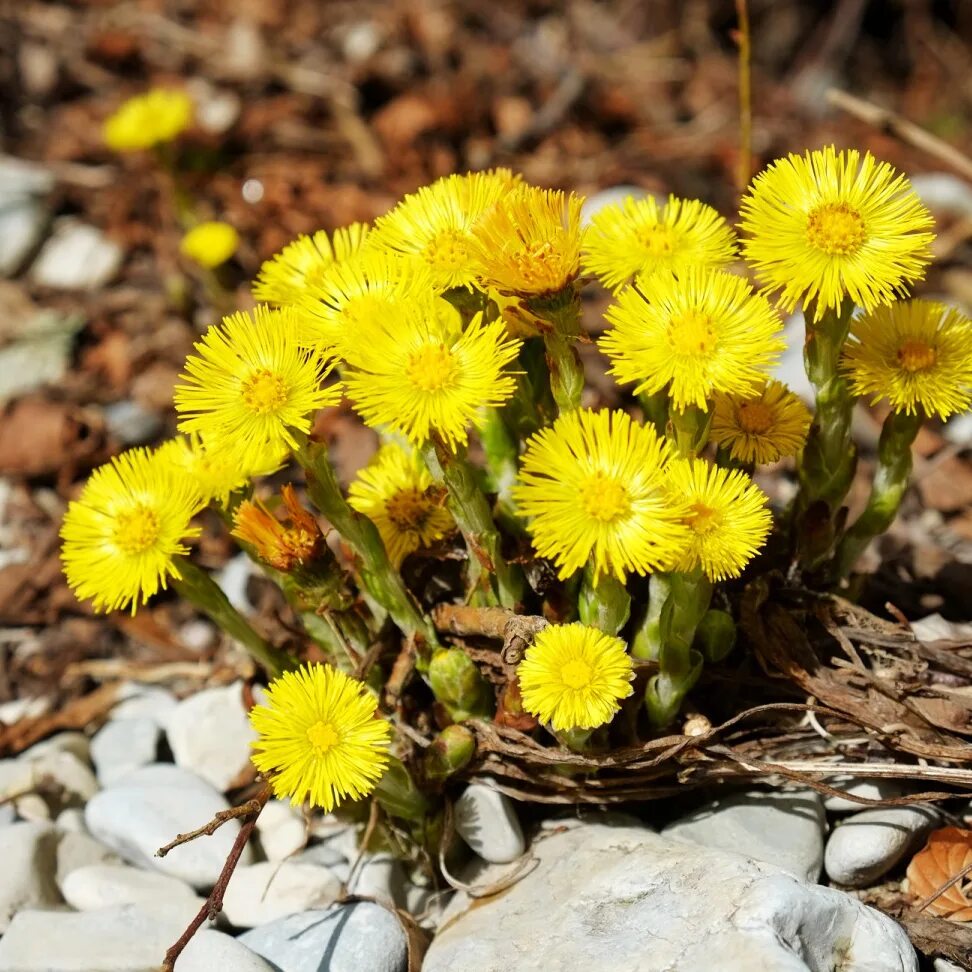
(61, 141, 972, 812)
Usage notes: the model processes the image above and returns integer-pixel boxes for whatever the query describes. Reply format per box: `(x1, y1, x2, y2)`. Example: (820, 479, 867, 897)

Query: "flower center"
(406, 342, 458, 392)
(561, 658, 592, 690)
(113, 505, 161, 555)
(241, 369, 289, 414)
(737, 400, 774, 435)
(385, 488, 431, 530)
(805, 202, 867, 255)
(424, 230, 470, 274)
(669, 310, 717, 357)
(580, 472, 630, 523)
(688, 501, 721, 535)
(897, 340, 937, 373)
(639, 224, 677, 256)
(307, 720, 339, 754)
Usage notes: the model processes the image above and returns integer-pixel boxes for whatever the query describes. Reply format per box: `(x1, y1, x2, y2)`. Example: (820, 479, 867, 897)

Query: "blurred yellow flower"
(103, 89, 193, 152)
(711, 380, 812, 466)
(180, 221, 239, 269)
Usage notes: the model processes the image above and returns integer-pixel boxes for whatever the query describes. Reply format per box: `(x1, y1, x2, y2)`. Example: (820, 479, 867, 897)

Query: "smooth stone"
(165, 681, 256, 791)
(239, 902, 408, 972)
(20, 732, 90, 765)
(55, 830, 122, 885)
(0, 197, 46, 276)
(934, 960, 965, 972)
(102, 400, 163, 447)
(62, 864, 202, 912)
(0, 902, 200, 971)
(405, 882, 452, 930)
(84, 764, 254, 890)
(0, 697, 50, 723)
(347, 853, 407, 907)
(54, 808, 87, 833)
(14, 793, 50, 822)
(823, 777, 908, 813)
(292, 840, 350, 878)
(424, 821, 916, 972)
(454, 783, 525, 864)
(824, 806, 939, 888)
(0, 803, 14, 827)
(580, 185, 651, 226)
(30, 219, 123, 290)
(174, 929, 276, 972)
(663, 789, 826, 883)
(109, 683, 177, 727)
(223, 861, 342, 927)
(0, 822, 62, 931)
(90, 718, 160, 786)
(0, 750, 99, 807)
(256, 799, 307, 861)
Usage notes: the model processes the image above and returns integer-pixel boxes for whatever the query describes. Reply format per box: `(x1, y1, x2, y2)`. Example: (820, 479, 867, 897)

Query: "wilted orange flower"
(232, 485, 323, 571)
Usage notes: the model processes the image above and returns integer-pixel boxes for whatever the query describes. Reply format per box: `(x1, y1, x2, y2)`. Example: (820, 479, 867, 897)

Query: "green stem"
(424, 438, 523, 609)
(172, 559, 297, 677)
(577, 562, 630, 636)
(668, 403, 712, 459)
(638, 389, 669, 438)
(631, 572, 672, 661)
(296, 439, 439, 662)
(833, 409, 922, 579)
(479, 407, 522, 532)
(527, 288, 584, 414)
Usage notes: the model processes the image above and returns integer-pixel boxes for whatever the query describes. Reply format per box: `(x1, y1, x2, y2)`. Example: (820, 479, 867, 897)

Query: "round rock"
(222, 861, 342, 927)
(256, 799, 307, 861)
(62, 863, 202, 912)
(175, 929, 276, 972)
(0, 822, 62, 931)
(90, 718, 160, 786)
(454, 783, 525, 864)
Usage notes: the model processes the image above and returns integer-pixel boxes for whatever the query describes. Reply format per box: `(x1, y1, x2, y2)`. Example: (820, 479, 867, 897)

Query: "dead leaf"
(917, 455, 972, 514)
(907, 827, 972, 921)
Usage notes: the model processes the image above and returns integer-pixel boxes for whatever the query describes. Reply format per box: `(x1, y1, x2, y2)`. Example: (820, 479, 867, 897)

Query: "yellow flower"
(517, 622, 634, 731)
(252, 224, 371, 307)
(348, 444, 454, 567)
(740, 147, 935, 320)
(665, 459, 772, 581)
(371, 169, 519, 291)
(841, 300, 972, 420)
(343, 304, 521, 449)
(60, 448, 202, 614)
(155, 434, 270, 507)
(174, 305, 340, 470)
(179, 221, 239, 269)
(249, 663, 391, 811)
(103, 89, 193, 152)
(232, 485, 324, 571)
(299, 248, 436, 351)
(601, 268, 785, 411)
(711, 380, 812, 465)
(470, 186, 583, 297)
(513, 409, 691, 582)
(582, 194, 737, 292)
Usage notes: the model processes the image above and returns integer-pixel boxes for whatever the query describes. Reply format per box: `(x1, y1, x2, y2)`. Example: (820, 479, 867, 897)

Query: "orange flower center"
(737, 400, 774, 435)
(386, 488, 431, 530)
(670, 310, 717, 357)
(897, 340, 936, 373)
(113, 505, 161, 555)
(805, 202, 867, 255)
(307, 720, 339, 754)
(580, 473, 630, 523)
(407, 342, 458, 392)
(242, 369, 289, 414)
(561, 658, 593, 690)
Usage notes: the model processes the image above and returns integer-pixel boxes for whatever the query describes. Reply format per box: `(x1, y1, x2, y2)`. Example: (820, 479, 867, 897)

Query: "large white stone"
(165, 682, 256, 791)
(222, 861, 342, 927)
(239, 903, 408, 972)
(90, 717, 160, 786)
(824, 806, 939, 888)
(55, 829, 122, 885)
(19, 732, 90, 765)
(174, 929, 276, 972)
(454, 783, 525, 864)
(30, 219, 122, 290)
(0, 749, 99, 807)
(0, 902, 200, 971)
(84, 764, 254, 890)
(109, 683, 177, 726)
(0, 822, 61, 931)
(663, 788, 826, 883)
(823, 777, 909, 813)
(256, 798, 307, 861)
(347, 853, 408, 907)
(424, 821, 917, 972)
(61, 863, 202, 912)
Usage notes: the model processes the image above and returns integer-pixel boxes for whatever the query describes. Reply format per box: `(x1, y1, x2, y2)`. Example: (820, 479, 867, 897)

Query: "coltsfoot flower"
(842, 300, 972, 420)
(179, 221, 239, 269)
(232, 485, 324, 571)
(517, 622, 634, 731)
(252, 224, 370, 307)
(601, 268, 785, 411)
(343, 304, 521, 449)
(174, 306, 339, 470)
(348, 444, 454, 567)
(711, 380, 812, 465)
(155, 433, 269, 507)
(513, 409, 691, 581)
(582, 194, 737, 292)
(740, 147, 935, 319)
(665, 459, 772, 581)
(250, 663, 391, 811)
(103, 89, 193, 152)
(60, 448, 202, 614)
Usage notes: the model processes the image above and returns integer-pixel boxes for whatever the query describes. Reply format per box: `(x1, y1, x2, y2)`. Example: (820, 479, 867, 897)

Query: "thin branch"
(156, 797, 265, 858)
(915, 859, 972, 913)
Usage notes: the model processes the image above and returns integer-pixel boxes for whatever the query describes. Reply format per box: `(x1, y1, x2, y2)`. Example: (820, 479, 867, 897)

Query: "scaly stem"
(638, 389, 669, 438)
(296, 439, 439, 663)
(424, 437, 523, 609)
(577, 562, 630, 636)
(527, 288, 584, 414)
(631, 572, 672, 661)
(172, 559, 297, 677)
(668, 403, 712, 459)
(833, 409, 922, 580)
(479, 407, 522, 531)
